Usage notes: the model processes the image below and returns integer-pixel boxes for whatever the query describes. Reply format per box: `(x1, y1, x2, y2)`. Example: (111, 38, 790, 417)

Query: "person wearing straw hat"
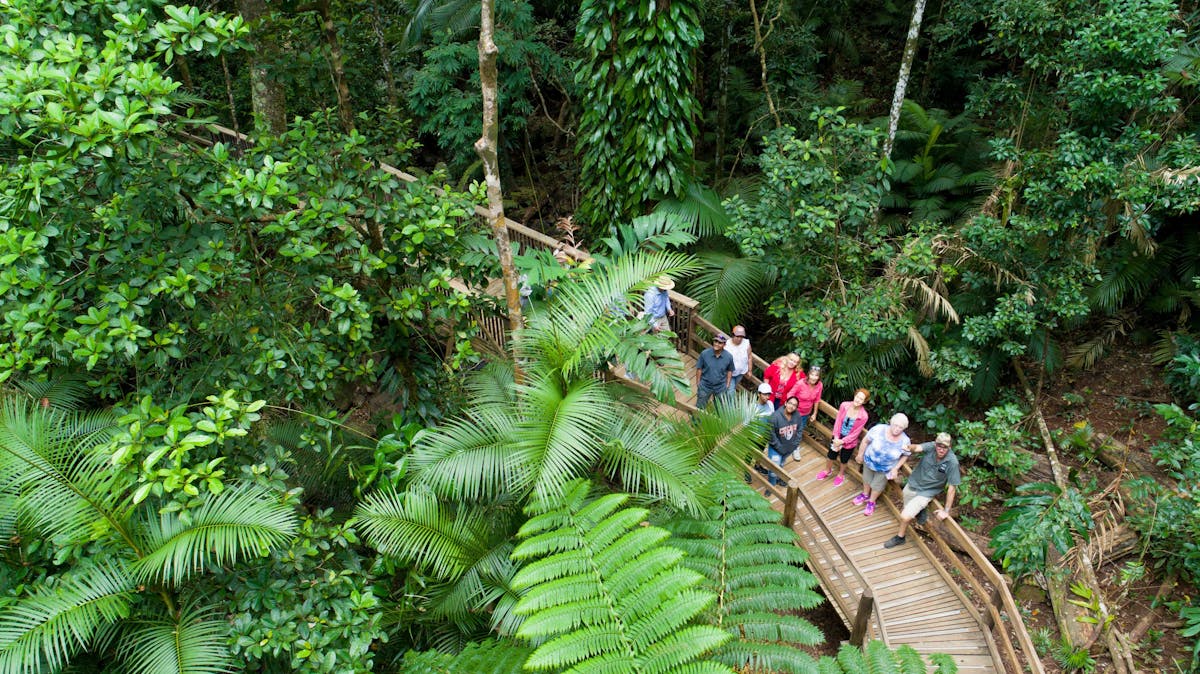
(642, 275, 675, 333)
(883, 432, 961, 549)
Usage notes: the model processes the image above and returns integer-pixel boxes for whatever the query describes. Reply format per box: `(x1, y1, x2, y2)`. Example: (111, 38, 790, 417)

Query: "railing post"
(850, 591, 874, 647)
(782, 481, 799, 528)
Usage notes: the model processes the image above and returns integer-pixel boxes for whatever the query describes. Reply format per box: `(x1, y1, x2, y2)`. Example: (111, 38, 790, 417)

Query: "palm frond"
(117, 605, 233, 674)
(597, 416, 701, 514)
(132, 483, 298, 586)
(511, 480, 732, 673)
(907, 326, 934, 377)
(464, 360, 518, 408)
(1090, 249, 1160, 315)
(356, 486, 493, 581)
(408, 406, 519, 502)
(0, 400, 130, 548)
(599, 212, 698, 258)
(607, 324, 692, 401)
(0, 561, 135, 674)
(688, 251, 772, 329)
(653, 182, 733, 238)
(666, 395, 768, 479)
(1066, 313, 1135, 370)
(12, 374, 92, 410)
(514, 374, 617, 500)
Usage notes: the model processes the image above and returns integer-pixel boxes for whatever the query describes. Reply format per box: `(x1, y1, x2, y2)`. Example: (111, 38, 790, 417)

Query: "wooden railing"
(192, 120, 1039, 671)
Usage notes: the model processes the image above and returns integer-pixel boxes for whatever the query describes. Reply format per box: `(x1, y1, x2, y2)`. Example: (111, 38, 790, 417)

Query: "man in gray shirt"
(695, 333, 734, 409)
(883, 432, 961, 549)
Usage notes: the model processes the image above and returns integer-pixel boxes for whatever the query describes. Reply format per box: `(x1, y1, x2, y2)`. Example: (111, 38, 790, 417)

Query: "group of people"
(651, 278, 962, 551)
(702, 329, 961, 551)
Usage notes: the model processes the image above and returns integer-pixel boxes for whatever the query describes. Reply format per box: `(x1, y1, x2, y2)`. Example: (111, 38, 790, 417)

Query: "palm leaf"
(599, 212, 698, 258)
(0, 400, 130, 549)
(688, 251, 772, 329)
(356, 486, 492, 581)
(514, 373, 617, 500)
(597, 416, 701, 514)
(132, 483, 298, 586)
(117, 605, 233, 674)
(407, 406, 520, 502)
(668, 395, 767, 478)
(12, 374, 92, 410)
(665, 474, 823, 673)
(0, 561, 135, 674)
(653, 182, 733, 238)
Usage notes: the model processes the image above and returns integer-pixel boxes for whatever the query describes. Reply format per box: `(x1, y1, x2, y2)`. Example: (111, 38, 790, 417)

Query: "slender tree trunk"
(236, 0, 287, 135)
(748, 0, 781, 129)
(474, 0, 523, 337)
(221, 54, 240, 136)
(882, 0, 928, 161)
(315, 0, 354, 131)
(714, 13, 731, 174)
(369, 1, 398, 109)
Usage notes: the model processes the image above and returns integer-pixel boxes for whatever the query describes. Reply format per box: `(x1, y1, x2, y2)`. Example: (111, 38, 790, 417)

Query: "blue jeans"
(697, 384, 726, 410)
(767, 447, 784, 486)
(730, 372, 745, 392)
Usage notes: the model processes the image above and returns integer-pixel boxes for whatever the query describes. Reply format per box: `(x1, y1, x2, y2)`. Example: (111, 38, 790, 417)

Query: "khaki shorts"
(901, 484, 934, 520)
(861, 464, 889, 493)
(651, 315, 670, 332)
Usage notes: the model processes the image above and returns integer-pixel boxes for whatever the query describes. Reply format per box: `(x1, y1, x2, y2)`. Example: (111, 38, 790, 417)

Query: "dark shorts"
(827, 444, 854, 463)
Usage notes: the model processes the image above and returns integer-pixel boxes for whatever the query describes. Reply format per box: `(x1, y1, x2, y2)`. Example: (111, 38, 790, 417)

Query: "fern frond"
(0, 561, 135, 674)
(664, 474, 823, 672)
(511, 480, 733, 673)
(131, 483, 298, 586)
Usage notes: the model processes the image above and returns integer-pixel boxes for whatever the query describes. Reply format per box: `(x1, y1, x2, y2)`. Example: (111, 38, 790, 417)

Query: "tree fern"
(828, 641, 955, 673)
(511, 479, 734, 674)
(664, 474, 824, 673)
(0, 561, 134, 674)
(400, 639, 531, 674)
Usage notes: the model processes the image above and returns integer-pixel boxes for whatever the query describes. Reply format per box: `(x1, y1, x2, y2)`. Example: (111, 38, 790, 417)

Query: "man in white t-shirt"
(725, 325, 752, 392)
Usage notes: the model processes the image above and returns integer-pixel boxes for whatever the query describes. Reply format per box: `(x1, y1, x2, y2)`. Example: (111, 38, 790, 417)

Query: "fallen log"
(1093, 432, 1162, 478)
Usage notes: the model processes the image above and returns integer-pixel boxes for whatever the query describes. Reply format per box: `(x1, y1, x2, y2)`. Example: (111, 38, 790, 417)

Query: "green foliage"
(826, 641, 957, 674)
(1124, 404, 1200, 587)
(0, 397, 299, 673)
(1165, 333, 1200, 406)
(0, 1, 493, 409)
(1054, 637, 1097, 673)
(1179, 600, 1200, 673)
(399, 639, 531, 674)
(663, 474, 824, 673)
(511, 479, 734, 674)
(990, 482, 1093, 579)
(575, 0, 702, 230)
(407, 0, 567, 171)
(953, 403, 1035, 482)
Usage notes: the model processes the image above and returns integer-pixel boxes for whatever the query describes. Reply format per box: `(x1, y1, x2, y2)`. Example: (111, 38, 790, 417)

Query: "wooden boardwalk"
(748, 429, 1001, 673)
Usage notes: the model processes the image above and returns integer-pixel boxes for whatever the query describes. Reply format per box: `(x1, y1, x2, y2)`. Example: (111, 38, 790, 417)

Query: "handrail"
(753, 456, 889, 646)
(193, 120, 1040, 671)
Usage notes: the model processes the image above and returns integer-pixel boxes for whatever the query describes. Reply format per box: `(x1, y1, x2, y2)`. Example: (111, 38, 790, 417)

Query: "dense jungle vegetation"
(2, 0, 1200, 672)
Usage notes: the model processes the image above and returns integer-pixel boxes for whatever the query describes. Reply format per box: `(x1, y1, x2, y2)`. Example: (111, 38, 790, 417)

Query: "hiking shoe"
(832, 475, 845, 486)
(792, 449, 802, 462)
(816, 470, 830, 481)
(852, 493, 868, 506)
(915, 508, 929, 525)
(883, 535, 907, 549)
(864, 501, 876, 516)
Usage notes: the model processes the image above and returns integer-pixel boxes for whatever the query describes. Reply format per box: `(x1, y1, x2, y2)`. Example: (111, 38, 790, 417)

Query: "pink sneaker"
(832, 475, 845, 486)
(852, 493, 868, 506)
(864, 501, 876, 516)
(816, 471, 830, 481)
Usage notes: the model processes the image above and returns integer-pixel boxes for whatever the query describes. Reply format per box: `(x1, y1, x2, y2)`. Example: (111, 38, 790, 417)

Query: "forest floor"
(971, 345, 1193, 673)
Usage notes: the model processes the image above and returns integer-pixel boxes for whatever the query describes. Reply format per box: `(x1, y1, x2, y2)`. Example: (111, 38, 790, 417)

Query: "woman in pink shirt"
(816, 388, 870, 487)
(783, 365, 823, 461)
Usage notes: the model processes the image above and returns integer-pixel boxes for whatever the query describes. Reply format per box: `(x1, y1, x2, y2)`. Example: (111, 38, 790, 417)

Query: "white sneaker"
(791, 449, 802, 462)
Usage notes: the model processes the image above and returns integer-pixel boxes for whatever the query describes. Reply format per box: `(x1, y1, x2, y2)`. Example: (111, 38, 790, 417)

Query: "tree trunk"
(474, 0, 523, 338)
(748, 0, 781, 129)
(881, 0, 928, 161)
(236, 0, 287, 135)
(369, 1, 398, 109)
(315, 0, 355, 132)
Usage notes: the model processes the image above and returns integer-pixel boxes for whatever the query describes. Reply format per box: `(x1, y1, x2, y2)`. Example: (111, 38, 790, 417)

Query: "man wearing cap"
(754, 382, 774, 418)
(695, 333, 735, 409)
(883, 432, 962, 549)
(725, 326, 753, 392)
(642, 276, 675, 333)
